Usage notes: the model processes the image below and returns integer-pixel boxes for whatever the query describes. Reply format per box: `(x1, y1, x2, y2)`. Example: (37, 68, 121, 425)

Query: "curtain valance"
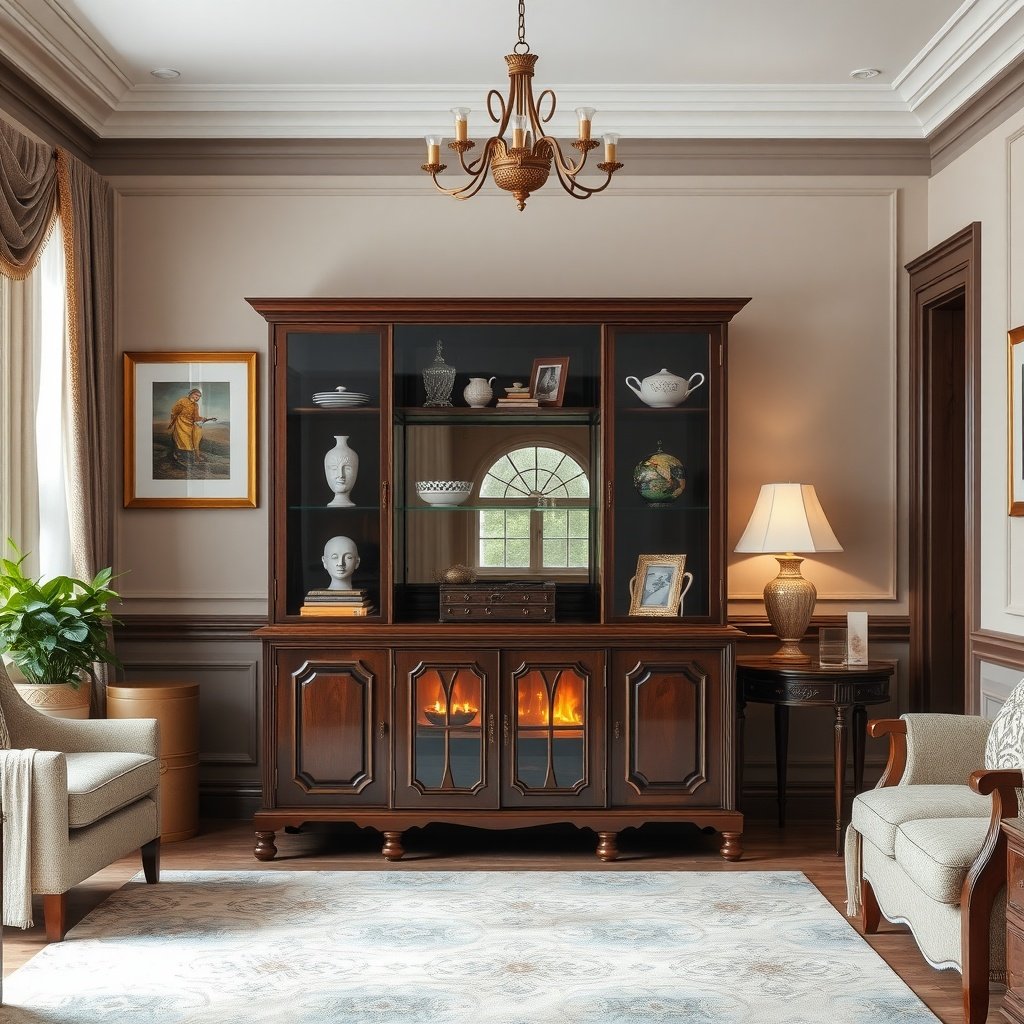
(0, 121, 61, 280)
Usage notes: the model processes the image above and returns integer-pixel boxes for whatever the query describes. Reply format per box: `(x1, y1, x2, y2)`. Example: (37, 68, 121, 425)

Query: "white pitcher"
(464, 376, 496, 408)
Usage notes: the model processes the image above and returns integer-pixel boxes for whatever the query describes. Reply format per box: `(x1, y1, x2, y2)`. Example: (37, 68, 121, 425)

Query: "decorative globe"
(633, 442, 686, 505)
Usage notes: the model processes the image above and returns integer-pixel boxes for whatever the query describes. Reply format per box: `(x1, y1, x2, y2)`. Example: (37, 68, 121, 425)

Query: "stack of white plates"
(312, 387, 371, 408)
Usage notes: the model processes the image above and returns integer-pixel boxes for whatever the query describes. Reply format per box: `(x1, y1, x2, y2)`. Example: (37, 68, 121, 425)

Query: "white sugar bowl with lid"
(625, 368, 705, 408)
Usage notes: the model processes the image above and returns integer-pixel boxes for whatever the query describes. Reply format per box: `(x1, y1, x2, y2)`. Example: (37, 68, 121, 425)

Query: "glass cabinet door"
(393, 651, 499, 807)
(606, 326, 722, 623)
(501, 650, 605, 807)
(275, 325, 388, 621)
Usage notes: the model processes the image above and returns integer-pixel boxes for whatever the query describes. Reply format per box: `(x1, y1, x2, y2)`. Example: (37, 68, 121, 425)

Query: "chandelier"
(420, 0, 623, 211)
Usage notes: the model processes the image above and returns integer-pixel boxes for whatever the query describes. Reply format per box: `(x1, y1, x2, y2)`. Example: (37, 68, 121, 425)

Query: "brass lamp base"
(763, 555, 816, 662)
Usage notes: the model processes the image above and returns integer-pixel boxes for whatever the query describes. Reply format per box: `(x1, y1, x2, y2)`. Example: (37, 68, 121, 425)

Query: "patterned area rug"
(2, 870, 939, 1023)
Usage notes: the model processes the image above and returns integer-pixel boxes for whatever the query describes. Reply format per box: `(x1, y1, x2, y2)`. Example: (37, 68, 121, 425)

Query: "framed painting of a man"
(123, 351, 257, 508)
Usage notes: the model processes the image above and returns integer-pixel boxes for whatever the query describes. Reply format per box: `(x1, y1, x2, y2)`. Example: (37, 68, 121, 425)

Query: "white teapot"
(625, 368, 705, 408)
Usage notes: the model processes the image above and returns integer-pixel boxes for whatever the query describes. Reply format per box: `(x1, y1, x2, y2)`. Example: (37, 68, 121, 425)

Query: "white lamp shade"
(734, 483, 843, 554)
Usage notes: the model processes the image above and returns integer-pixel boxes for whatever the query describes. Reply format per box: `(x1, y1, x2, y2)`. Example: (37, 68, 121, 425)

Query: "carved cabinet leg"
(382, 831, 405, 861)
(254, 830, 278, 861)
(596, 831, 619, 862)
(720, 831, 743, 861)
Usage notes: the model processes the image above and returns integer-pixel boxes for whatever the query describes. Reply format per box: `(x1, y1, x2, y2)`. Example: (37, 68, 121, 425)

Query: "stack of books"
(496, 383, 539, 408)
(300, 588, 376, 617)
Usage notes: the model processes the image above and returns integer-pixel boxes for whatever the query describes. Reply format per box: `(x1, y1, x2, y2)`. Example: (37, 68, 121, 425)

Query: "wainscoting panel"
(115, 618, 263, 819)
(972, 629, 1024, 716)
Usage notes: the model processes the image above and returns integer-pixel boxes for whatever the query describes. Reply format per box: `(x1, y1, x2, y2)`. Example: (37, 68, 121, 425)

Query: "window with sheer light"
(477, 445, 590, 575)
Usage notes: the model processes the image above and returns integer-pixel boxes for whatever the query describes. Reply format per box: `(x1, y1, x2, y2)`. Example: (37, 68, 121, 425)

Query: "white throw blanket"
(0, 748, 37, 928)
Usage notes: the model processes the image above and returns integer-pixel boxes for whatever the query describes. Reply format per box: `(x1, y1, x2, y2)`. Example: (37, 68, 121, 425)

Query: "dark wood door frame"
(906, 223, 981, 713)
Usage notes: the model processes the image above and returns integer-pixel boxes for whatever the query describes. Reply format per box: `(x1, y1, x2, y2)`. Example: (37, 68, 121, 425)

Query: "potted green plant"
(0, 546, 121, 719)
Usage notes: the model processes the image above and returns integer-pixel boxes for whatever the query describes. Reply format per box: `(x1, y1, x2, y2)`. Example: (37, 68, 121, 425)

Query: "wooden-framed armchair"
(846, 713, 1021, 1024)
(0, 663, 161, 940)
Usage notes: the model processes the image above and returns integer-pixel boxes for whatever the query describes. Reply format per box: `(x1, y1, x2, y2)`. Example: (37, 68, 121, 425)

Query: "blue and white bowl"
(416, 480, 473, 506)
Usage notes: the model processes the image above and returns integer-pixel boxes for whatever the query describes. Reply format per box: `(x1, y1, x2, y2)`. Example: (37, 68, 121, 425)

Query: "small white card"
(847, 612, 868, 665)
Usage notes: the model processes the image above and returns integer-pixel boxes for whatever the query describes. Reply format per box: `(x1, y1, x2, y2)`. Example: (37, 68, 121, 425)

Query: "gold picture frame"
(628, 554, 692, 617)
(123, 351, 257, 508)
(1011, 326, 1024, 515)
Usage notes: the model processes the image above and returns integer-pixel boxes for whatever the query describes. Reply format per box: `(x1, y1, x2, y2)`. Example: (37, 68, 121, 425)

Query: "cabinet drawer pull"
(488, 714, 495, 745)
(378, 720, 387, 740)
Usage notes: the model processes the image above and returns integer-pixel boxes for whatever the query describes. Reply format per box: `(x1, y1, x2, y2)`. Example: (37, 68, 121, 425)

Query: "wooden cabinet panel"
(394, 650, 500, 808)
(610, 649, 725, 807)
(501, 649, 605, 808)
(275, 648, 389, 806)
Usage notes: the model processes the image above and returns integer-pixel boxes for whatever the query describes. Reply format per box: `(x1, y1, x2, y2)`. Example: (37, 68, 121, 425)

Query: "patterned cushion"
(985, 679, 1024, 770)
(851, 784, 991, 857)
(65, 752, 159, 828)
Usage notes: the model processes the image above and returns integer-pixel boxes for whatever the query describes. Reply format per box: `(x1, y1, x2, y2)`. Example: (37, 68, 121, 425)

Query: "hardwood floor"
(1, 818, 1005, 1022)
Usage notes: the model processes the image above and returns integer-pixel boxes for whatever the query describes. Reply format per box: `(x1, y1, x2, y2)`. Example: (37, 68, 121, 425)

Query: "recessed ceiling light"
(150, 68, 181, 80)
(849, 68, 881, 80)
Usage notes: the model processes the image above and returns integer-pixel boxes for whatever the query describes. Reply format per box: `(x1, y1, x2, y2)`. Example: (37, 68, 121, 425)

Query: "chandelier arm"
(552, 157, 617, 199)
(534, 88, 557, 125)
(536, 135, 587, 179)
(487, 89, 508, 128)
(430, 139, 500, 200)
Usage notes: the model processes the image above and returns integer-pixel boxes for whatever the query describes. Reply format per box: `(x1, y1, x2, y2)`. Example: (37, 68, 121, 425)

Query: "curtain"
(0, 121, 59, 279)
(56, 151, 114, 714)
(0, 272, 40, 572)
(0, 119, 116, 715)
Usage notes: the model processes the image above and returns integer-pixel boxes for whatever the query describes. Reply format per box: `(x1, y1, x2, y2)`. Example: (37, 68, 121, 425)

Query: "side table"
(736, 656, 894, 854)
(1003, 818, 1024, 1023)
(108, 681, 200, 842)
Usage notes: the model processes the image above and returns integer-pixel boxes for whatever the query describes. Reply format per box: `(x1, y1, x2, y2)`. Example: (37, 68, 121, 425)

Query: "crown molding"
(0, 51, 95, 158)
(928, 47, 1024, 170)
(0, 0, 129, 132)
(895, 0, 1024, 133)
(91, 136, 932, 178)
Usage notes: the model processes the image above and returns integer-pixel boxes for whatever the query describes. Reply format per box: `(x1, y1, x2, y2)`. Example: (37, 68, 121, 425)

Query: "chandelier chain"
(514, 0, 530, 54)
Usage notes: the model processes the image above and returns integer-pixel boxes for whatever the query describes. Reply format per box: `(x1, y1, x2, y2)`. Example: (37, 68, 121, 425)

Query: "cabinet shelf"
(288, 505, 381, 511)
(290, 407, 381, 415)
(396, 406, 598, 425)
(398, 504, 595, 512)
(619, 405, 706, 415)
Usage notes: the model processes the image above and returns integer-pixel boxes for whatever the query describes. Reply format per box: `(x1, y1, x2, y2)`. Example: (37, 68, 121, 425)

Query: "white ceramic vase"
(324, 435, 359, 507)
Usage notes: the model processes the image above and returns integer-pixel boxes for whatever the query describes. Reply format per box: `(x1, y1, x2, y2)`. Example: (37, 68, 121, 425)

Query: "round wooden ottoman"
(107, 680, 199, 842)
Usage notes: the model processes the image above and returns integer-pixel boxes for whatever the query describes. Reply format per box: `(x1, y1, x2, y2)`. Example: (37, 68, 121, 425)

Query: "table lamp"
(734, 483, 843, 662)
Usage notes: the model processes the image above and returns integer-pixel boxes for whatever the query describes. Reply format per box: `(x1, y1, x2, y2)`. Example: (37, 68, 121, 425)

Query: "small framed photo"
(123, 351, 257, 508)
(629, 554, 689, 617)
(847, 611, 869, 665)
(1010, 326, 1024, 515)
(530, 356, 569, 407)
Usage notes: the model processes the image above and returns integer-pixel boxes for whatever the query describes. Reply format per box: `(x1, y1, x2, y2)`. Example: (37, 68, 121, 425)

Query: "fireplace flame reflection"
(517, 678, 584, 726)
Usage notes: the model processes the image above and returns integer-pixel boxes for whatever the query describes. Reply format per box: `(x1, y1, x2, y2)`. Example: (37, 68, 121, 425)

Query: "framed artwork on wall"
(1010, 326, 1024, 516)
(123, 351, 257, 508)
(628, 553, 694, 617)
(529, 356, 569, 407)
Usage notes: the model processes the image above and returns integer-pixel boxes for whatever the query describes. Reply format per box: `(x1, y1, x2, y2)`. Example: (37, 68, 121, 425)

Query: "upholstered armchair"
(846, 712, 1022, 1024)
(0, 663, 161, 940)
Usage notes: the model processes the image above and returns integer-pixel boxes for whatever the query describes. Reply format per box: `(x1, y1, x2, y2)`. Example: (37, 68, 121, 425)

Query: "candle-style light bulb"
(451, 107, 470, 142)
(511, 114, 528, 150)
(603, 132, 620, 163)
(575, 106, 596, 141)
(424, 134, 443, 165)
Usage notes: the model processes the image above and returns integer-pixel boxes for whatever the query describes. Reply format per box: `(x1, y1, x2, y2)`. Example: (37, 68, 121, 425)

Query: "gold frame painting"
(124, 351, 257, 509)
(628, 554, 688, 617)
(1011, 326, 1024, 515)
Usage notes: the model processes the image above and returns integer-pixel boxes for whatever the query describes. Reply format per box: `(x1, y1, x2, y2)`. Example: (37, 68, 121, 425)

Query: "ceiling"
(0, 0, 1023, 142)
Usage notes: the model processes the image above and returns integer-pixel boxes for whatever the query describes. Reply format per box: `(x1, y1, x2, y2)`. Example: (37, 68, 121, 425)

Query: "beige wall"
(112, 174, 927, 621)
(930, 107, 1024, 642)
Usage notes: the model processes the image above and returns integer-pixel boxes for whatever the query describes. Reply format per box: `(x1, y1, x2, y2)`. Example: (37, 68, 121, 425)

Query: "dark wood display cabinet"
(249, 298, 749, 863)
